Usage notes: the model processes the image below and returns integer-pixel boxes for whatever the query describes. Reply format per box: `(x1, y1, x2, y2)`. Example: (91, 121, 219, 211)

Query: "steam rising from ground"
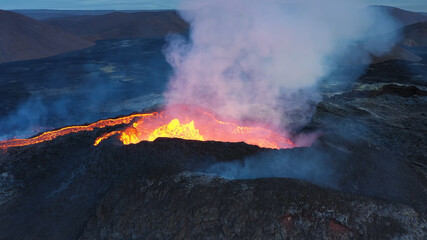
(205, 149, 337, 188)
(165, 0, 397, 130)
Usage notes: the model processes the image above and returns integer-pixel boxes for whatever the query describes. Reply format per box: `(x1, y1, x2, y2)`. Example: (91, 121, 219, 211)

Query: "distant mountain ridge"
(370, 5, 427, 28)
(42, 11, 189, 41)
(0, 10, 188, 63)
(0, 10, 94, 63)
(365, 6, 427, 62)
(1, 6, 426, 64)
(12, 9, 142, 20)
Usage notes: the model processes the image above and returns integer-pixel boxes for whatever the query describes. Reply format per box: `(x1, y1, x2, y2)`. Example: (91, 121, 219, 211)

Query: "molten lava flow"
(93, 131, 122, 146)
(0, 112, 158, 150)
(95, 107, 295, 149)
(148, 119, 204, 141)
(0, 107, 295, 150)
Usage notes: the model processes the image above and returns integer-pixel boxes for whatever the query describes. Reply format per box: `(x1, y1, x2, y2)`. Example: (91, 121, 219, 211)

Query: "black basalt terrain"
(80, 174, 423, 239)
(0, 128, 425, 239)
(0, 43, 426, 239)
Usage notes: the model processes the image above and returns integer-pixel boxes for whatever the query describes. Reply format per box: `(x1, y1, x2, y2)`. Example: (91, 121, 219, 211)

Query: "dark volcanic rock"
(1, 51, 427, 238)
(80, 173, 424, 239)
(313, 53, 427, 217)
(0, 37, 426, 240)
(0, 128, 425, 239)
(0, 135, 263, 240)
(0, 38, 170, 138)
(330, 84, 427, 98)
(371, 45, 422, 63)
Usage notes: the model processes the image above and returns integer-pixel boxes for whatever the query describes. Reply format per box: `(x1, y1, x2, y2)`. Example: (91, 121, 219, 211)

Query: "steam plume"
(164, 0, 397, 131)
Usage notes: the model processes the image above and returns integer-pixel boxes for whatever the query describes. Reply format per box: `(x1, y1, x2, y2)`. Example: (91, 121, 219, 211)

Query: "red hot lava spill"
(0, 106, 295, 150)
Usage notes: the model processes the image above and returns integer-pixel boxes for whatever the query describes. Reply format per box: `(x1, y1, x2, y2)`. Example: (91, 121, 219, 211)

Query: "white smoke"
(164, 0, 397, 131)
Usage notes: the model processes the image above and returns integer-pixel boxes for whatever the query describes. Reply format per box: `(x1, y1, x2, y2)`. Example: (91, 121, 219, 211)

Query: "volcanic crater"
(0, 78, 426, 238)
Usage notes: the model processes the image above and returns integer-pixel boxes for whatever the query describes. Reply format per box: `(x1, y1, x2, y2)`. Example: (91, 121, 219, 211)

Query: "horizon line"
(3, 5, 427, 14)
(5, 8, 176, 11)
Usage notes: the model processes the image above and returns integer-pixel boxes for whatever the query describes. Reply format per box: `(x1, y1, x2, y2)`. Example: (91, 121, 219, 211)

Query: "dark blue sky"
(1, 0, 426, 12)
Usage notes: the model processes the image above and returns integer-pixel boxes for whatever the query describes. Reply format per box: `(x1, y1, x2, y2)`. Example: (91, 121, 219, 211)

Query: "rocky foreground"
(0, 134, 425, 239)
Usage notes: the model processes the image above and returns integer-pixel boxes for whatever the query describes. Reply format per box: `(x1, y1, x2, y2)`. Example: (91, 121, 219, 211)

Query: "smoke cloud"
(204, 148, 338, 189)
(201, 142, 423, 205)
(164, 0, 398, 131)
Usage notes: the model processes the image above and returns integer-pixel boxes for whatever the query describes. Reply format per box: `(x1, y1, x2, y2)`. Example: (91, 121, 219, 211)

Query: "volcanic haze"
(164, 0, 399, 131)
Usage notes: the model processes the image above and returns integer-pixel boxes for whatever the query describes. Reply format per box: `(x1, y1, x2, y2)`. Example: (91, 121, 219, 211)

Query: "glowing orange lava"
(0, 107, 295, 150)
(95, 107, 295, 149)
(0, 113, 156, 150)
(148, 119, 204, 141)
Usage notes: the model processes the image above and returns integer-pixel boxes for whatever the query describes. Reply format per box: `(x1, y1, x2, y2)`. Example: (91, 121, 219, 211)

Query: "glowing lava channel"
(95, 108, 295, 149)
(0, 113, 157, 150)
(0, 108, 295, 150)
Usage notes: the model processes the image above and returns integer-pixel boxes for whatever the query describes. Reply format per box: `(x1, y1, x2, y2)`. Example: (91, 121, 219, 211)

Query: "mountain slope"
(0, 10, 94, 63)
(370, 5, 427, 27)
(12, 10, 141, 20)
(43, 11, 189, 41)
(399, 21, 427, 47)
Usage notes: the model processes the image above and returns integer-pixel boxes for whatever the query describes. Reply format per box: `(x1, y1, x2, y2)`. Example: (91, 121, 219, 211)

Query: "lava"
(0, 113, 157, 150)
(0, 107, 295, 150)
(147, 119, 204, 142)
(95, 106, 295, 149)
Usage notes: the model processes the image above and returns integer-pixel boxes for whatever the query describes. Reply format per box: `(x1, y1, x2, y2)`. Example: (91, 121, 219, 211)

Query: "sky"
(0, 0, 426, 12)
